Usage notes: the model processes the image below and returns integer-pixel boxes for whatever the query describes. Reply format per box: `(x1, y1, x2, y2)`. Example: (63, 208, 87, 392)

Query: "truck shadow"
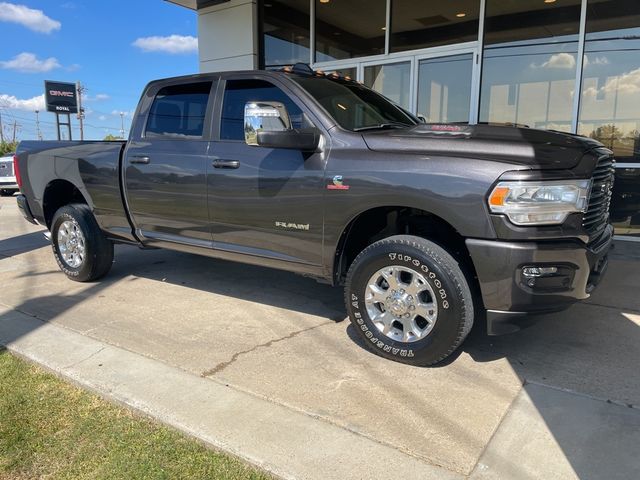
(0, 231, 49, 258)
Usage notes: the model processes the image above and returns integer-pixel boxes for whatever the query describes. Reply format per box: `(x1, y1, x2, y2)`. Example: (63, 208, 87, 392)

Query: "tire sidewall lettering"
(349, 250, 452, 359)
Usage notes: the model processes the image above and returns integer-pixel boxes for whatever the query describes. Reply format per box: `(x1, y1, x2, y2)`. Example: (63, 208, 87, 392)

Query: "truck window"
(146, 82, 212, 138)
(221, 79, 304, 141)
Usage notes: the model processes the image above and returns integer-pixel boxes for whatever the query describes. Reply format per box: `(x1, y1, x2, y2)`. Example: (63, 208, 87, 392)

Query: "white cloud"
(98, 115, 107, 121)
(132, 35, 197, 54)
(588, 56, 609, 66)
(0, 52, 60, 73)
(532, 52, 576, 70)
(582, 67, 640, 99)
(82, 92, 110, 102)
(0, 93, 45, 111)
(0, 2, 61, 33)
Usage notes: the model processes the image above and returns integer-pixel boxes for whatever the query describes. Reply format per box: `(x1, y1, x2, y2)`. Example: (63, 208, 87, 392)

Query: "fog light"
(522, 266, 558, 278)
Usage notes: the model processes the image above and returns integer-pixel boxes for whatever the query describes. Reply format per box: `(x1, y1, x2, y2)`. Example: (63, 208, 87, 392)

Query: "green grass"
(0, 349, 272, 480)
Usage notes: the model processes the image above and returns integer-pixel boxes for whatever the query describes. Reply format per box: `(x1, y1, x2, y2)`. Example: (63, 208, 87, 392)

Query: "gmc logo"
(49, 90, 74, 97)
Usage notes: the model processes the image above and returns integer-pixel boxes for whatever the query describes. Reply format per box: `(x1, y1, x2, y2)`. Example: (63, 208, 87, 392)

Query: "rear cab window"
(145, 82, 212, 138)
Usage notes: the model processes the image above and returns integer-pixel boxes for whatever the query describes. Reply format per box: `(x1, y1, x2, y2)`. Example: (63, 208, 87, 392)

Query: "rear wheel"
(344, 235, 474, 366)
(51, 203, 114, 282)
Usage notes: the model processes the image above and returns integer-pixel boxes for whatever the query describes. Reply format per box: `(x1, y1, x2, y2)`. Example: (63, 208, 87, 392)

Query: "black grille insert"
(583, 149, 615, 235)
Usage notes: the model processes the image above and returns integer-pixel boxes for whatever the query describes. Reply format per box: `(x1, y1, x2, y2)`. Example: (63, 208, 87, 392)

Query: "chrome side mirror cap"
(244, 101, 292, 146)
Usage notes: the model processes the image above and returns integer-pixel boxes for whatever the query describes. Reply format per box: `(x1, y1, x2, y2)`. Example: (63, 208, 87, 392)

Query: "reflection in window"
(390, 0, 480, 53)
(146, 82, 211, 138)
(480, 0, 581, 130)
(417, 54, 473, 123)
(263, 0, 310, 67)
(315, 0, 386, 62)
(364, 62, 411, 110)
(580, 0, 640, 236)
(221, 80, 303, 141)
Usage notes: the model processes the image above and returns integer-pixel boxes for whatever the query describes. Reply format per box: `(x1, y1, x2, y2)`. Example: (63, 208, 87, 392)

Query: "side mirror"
(244, 101, 320, 151)
(417, 114, 427, 124)
(244, 101, 291, 146)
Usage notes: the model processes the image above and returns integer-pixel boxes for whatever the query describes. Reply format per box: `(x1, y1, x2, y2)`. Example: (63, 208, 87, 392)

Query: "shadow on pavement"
(0, 231, 49, 258)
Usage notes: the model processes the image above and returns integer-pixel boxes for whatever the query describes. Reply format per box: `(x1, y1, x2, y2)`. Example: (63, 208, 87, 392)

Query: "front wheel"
(51, 203, 114, 282)
(344, 235, 474, 366)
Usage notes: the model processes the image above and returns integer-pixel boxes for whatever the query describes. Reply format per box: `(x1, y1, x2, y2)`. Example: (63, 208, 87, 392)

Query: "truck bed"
(16, 140, 133, 241)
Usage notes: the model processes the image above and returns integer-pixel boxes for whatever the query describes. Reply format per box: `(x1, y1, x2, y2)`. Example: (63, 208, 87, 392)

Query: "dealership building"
(169, 0, 639, 239)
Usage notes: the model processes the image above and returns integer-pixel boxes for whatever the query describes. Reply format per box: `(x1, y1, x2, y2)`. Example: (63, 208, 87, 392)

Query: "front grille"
(0, 161, 13, 178)
(583, 149, 615, 235)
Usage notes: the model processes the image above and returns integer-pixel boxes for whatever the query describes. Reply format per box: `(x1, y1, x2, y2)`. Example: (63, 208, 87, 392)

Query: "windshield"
(292, 76, 417, 132)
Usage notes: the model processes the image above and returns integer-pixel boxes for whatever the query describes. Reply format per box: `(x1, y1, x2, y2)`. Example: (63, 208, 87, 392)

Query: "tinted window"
(315, 0, 386, 62)
(292, 76, 416, 131)
(263, 0, 311, 67)
(390, 0, 480, 53)
(146, 82, 211, 138)
(221, 79, 304, 141)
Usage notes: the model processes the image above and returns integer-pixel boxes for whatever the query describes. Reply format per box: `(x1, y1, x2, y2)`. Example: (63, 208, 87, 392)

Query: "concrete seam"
(467, 379, 526, 477)
(582, 300, 640, 315)
(526, 380, 639, 410)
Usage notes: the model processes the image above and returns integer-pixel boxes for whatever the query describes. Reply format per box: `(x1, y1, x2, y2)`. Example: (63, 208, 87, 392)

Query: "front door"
(208, 76, 326, 266)
(123, 81, 213, 245)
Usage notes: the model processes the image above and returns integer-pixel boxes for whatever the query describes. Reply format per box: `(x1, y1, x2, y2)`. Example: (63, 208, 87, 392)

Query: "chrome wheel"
(57, 220, 86, 269)
(365, 265, 438, 343)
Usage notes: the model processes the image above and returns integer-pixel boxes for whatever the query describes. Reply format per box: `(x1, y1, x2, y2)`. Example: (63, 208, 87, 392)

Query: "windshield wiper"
(353, 122, 411, 132)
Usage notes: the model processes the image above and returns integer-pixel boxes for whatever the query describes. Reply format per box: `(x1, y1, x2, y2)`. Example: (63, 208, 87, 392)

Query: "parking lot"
(1, 193, 639, 479)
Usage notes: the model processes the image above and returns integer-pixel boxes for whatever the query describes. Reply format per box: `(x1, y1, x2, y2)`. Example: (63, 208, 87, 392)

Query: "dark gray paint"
(15, 70, 614, 319)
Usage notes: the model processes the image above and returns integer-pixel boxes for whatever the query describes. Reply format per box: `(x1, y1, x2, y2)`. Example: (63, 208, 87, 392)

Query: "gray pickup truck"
(15, 64, 614, 366)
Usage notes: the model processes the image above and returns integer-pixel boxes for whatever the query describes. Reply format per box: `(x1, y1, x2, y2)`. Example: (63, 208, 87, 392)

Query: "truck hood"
(361, 124, 603, 170)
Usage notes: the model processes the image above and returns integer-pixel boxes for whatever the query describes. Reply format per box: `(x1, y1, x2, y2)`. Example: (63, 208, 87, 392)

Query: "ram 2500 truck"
(14, 64, 614, 366)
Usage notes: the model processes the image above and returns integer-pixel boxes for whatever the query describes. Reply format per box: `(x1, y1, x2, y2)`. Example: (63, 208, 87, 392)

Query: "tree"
(0, 140, 18, 156)
(103, 134, 124, 141)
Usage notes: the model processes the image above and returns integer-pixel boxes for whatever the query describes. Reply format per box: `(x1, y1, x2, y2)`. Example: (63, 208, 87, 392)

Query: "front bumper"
(467, 225, 613, 335)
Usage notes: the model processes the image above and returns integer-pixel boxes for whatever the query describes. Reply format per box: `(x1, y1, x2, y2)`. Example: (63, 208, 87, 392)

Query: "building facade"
(170, 0, 639, 239)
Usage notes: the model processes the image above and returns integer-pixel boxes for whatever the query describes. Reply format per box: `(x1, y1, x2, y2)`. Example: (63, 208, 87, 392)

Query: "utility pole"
(119, 112, 125, 138)
(35, 110, 42, 140)
(76, 81, 85, 141)
(0, 112, 4, 143)
(11, 120, 20, 143)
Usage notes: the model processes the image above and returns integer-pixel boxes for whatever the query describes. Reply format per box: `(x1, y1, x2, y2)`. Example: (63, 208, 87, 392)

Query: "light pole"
(119, 112, 125, 138)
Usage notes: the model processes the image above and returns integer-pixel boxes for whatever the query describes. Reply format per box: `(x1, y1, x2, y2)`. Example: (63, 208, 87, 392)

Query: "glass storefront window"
(390, 1, 480, 53)
(480, 0, 582, 130)
(263, 0, 311, 67)
(417, 54, 473, 123)
(315, 0, 386, 62)
(364, 62, 411, 110)
(580, 0, 640, 236)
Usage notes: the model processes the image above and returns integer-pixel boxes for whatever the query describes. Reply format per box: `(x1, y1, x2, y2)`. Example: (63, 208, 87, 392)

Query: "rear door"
(207, 75, 327, 266)
(123, 80, 215, 246)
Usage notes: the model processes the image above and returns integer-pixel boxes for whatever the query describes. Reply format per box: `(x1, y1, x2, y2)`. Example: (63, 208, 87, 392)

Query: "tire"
(0, 189, 14, 197)
(344, 235, 474, 366)
(51, 203, 114, 282)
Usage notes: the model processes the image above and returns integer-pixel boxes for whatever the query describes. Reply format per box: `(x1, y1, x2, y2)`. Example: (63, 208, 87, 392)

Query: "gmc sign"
(44, 80, 78, 114)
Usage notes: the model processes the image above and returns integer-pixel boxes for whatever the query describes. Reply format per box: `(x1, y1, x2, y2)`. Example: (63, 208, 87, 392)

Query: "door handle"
(130, 155, 150, 164)
(212, 159, 240, 169)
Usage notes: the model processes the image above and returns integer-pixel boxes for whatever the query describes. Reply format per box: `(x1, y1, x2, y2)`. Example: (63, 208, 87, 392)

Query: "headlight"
(488, 180, 591, 226)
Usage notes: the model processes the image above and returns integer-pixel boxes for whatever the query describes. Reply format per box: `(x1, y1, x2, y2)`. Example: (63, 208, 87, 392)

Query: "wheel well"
(334, 207, 479, 290)
(42, 180, 88, 229)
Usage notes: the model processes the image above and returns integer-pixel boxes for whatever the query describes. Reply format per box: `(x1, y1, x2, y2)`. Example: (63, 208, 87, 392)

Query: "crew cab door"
(123, 80, 215, 246)
(207, 75, 327, 266)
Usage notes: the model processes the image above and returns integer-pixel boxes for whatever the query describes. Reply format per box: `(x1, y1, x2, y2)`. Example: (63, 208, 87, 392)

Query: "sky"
(0, 0, 198, 141)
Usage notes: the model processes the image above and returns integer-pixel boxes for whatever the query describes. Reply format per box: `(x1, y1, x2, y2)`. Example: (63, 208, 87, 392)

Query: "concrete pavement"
(1, 194, 639, 479)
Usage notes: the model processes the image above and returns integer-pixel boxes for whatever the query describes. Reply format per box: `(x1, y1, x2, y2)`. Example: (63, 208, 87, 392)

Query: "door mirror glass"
(244, 101, 292, 146)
